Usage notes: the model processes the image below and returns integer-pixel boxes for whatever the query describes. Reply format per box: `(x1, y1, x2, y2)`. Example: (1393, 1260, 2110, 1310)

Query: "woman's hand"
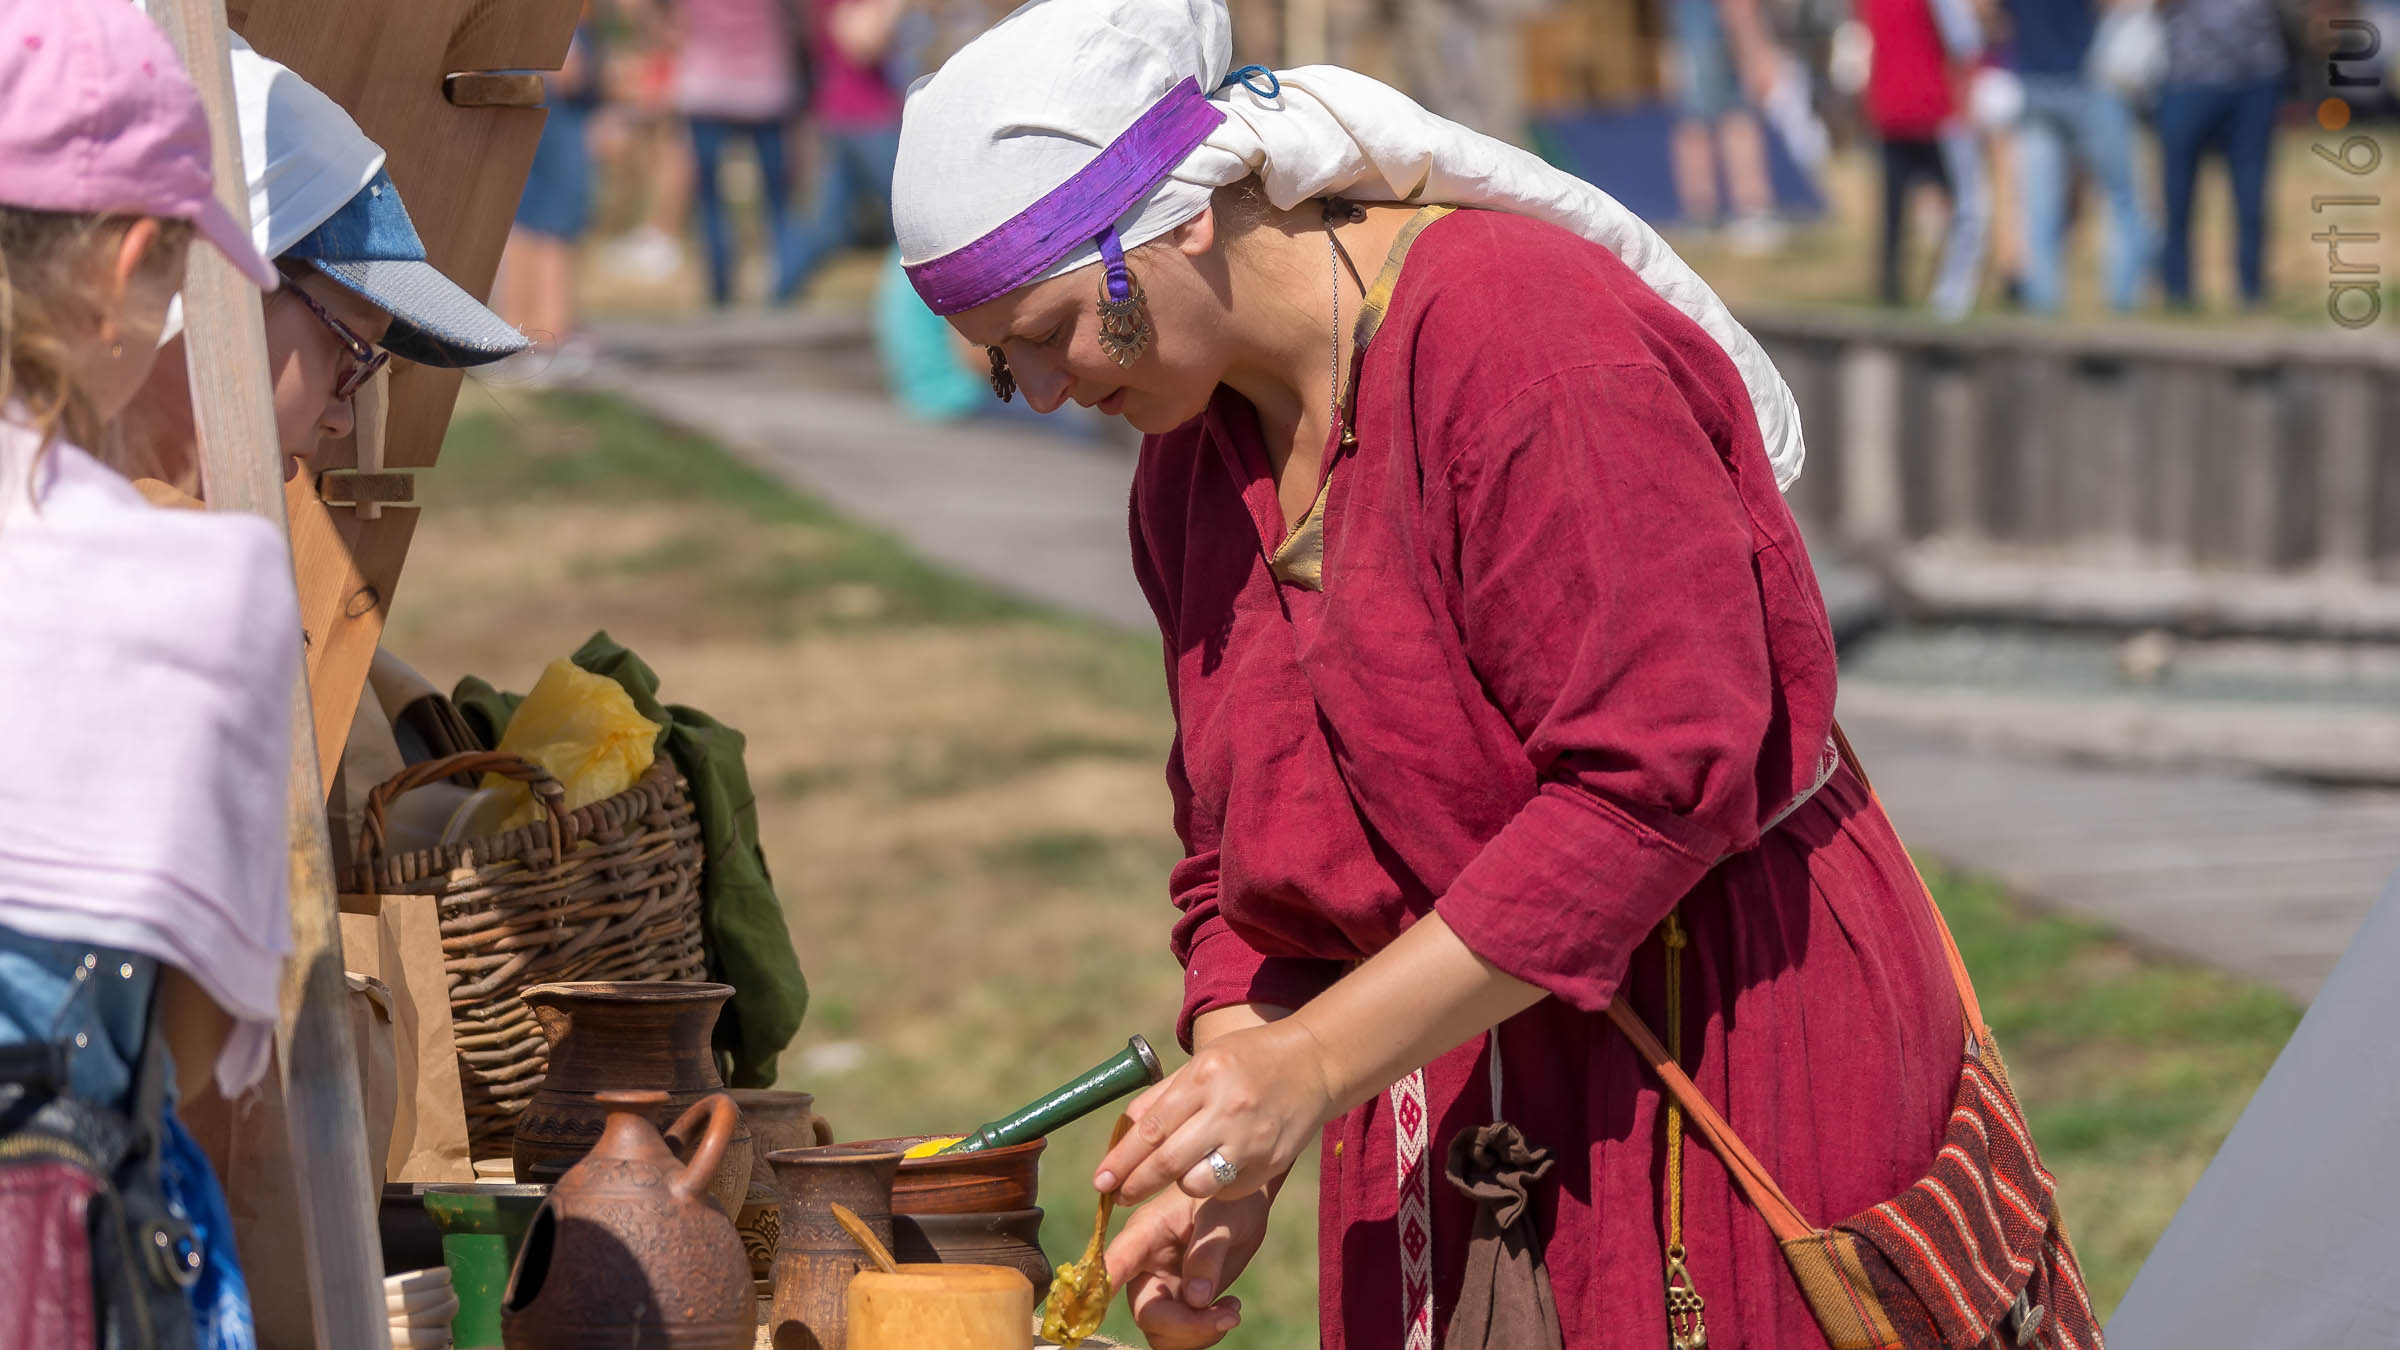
(1093, 1019, 1336, 1205)
(1103, 1184, 1277, 1349)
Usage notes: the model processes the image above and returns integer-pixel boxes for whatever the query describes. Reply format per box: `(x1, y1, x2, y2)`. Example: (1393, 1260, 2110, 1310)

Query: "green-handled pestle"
(937, 1035, 1164, 1155)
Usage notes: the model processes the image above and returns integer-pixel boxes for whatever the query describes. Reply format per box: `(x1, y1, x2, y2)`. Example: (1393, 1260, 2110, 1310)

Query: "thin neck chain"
(1327, 225, 1342, 445)
(1321, 198, 1367, 451)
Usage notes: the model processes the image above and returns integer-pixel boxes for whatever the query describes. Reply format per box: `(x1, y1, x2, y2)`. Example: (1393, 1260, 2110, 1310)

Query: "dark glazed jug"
(512, 981, 754, 1216)
(501, 1090, 753, 1350)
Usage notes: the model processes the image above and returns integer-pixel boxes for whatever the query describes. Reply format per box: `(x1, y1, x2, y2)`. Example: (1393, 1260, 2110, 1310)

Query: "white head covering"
(893, 0, 1806, 487)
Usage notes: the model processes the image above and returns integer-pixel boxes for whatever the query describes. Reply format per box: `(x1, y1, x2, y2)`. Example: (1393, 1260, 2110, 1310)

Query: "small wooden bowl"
(890, 1207, 1052, 1299)
(847, 1264, 1032, 1350)
(846, 1135, 1046, 1216)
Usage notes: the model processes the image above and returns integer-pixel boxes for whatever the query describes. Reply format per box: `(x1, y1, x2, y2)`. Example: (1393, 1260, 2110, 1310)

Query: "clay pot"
(889, 1208, 1052, 1299)
(848, 1134, 1044, 1216)
(501, 1090, 752, 1350)
(728, 1088, 834, 1158)
(735, 1170, 783, 1289)
(512, 982, 754, 1217)
(764, 1145, 905, 1350)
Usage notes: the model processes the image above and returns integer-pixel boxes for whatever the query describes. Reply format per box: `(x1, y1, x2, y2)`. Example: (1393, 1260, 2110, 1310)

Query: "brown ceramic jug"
(726, 1088, 835, 1285)
(512, 981, 754, 1217)
(727, 1088, 835, 1158)
(766, 1145, 905, 1350)
(501, 1090, 753, 1350)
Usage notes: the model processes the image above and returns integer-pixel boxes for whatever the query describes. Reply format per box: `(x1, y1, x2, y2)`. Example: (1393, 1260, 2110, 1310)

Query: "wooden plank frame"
(149, 4, 577, 1345)
(227, 0, 583, 781)
(143, 6, 383, 1348)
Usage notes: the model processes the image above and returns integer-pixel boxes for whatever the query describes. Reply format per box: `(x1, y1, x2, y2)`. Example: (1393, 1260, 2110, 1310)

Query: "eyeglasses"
(279, 275, 391, 402)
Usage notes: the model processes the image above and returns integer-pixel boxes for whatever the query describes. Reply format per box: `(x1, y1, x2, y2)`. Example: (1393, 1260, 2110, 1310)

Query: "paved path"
(1840, 720, 2400, 1002)
(583, 311, 1154, 633)
(578, 310, 2400, 1004)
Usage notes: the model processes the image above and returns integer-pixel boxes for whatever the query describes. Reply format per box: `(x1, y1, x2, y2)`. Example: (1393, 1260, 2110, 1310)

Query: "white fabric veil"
(893, 0, 1807, 487)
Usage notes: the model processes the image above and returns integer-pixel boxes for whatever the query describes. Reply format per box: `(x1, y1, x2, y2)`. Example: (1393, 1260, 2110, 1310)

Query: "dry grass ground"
(387, 388, 2300, 1343)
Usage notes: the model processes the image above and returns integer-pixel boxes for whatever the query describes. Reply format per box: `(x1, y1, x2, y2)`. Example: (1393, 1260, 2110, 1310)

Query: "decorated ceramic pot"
(764, 1145, 905, 1350)
(500, 1091, 751, 1350)
(510, 981, 754, 1217)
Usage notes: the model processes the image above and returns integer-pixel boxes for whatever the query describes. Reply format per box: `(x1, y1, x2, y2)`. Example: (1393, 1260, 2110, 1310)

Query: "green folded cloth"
(455, 631, 807, 1087)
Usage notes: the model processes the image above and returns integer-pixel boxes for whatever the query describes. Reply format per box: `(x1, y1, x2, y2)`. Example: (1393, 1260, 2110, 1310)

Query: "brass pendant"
(1665, 1246, 1708, 1350)
(986, 346, 1016, 402)
(1095, 274, 1153, 367)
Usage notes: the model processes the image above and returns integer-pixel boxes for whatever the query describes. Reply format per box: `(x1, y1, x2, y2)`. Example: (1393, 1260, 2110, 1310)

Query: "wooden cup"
(845, 1264, 1033, 1350)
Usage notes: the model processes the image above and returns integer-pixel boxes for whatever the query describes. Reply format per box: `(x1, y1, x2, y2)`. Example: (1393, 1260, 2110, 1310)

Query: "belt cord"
(1663, 910, 1710, 1349)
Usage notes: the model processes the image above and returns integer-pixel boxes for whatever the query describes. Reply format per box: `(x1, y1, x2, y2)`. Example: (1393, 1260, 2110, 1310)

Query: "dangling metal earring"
(987, 347, 1016, 403)
(108, 341, 123, 359)
(1093, 229, 1152, 367)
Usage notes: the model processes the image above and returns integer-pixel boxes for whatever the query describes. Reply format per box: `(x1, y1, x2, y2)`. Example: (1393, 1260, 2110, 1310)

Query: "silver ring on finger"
(1203, 1148, 1238, 1187)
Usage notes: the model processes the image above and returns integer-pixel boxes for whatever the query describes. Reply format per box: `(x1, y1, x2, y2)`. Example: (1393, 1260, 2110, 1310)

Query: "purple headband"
(905, 76, 1227, 316)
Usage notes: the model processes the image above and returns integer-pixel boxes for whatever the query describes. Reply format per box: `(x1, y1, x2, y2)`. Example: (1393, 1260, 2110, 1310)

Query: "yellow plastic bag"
(485, 659, 662, 830)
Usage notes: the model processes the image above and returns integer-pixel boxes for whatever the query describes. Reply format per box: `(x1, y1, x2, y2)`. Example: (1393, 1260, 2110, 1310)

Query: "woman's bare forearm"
(1190, 1002, 1292, 1051)
(1285, 914, 1542, 1116)
(1098, 920, 1540, 1204)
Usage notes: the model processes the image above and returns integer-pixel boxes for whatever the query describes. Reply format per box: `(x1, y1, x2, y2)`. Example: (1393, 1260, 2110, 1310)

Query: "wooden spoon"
(831, 1202, 901, 1275)
(1085, 1114, 1136, 1262)
(1041, 1114, 1135, 1346)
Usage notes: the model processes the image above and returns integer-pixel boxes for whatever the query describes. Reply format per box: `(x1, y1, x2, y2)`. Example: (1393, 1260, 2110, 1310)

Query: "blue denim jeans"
(689, 117, 796, 307)
(0, 925, 255, 1347)
(513, 102, 592, 242)
(2156, 79, 2280, 306)
(1879, 130, 1989, 320)
(0, 927, 156, 1107)
(2015, 76, 2155, 312)
(1670, 0, 1742, 121)
(775, 124, 902, 303)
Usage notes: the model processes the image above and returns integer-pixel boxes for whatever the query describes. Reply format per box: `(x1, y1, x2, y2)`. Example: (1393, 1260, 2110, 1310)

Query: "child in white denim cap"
(123, 35, 531, 493)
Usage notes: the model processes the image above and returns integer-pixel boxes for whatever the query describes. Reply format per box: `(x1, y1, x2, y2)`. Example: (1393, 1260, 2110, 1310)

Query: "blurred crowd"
(1638, 0, 2395, 319)
(493, 0, 2397, 394)
(1795, 0, 2392, 318)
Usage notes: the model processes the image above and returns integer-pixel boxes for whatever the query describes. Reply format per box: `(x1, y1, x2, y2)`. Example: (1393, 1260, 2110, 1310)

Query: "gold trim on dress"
(1268, 204, 1455, 590)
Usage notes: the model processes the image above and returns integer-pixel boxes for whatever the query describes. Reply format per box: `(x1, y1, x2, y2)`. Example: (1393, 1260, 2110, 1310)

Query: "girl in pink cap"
(0, 2, 292, 1347)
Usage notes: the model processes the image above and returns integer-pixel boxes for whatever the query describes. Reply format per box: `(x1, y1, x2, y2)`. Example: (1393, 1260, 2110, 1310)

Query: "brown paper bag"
(345, 972, 399, 1186)
(338, 892, 473, 1183)
(177, 951, 448, 1348)
(178, 1047, 325, 1350)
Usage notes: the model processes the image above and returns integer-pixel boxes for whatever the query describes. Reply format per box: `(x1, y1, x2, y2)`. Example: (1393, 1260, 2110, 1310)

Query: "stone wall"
(1749, 308, 2400, 637)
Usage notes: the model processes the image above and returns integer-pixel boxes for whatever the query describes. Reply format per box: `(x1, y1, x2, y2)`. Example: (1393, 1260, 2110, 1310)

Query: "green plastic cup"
(421, 1184, 549, 1348)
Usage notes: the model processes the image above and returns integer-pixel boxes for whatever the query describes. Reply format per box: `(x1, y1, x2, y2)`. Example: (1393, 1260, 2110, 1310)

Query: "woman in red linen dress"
(889, 8, 1963, 1345)
(1085, 201, 1956, 1349)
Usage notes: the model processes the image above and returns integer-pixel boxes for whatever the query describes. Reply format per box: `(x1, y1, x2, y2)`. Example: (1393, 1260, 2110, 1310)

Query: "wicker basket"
(355, 750, 709, 1158)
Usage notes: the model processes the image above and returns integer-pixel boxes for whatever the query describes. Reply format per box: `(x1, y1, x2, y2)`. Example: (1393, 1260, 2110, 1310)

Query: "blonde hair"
(0, 206, 191, 476)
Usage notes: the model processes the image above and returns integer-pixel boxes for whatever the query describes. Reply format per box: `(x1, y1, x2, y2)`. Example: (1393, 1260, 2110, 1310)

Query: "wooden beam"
(143, 4, 383, 1349)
